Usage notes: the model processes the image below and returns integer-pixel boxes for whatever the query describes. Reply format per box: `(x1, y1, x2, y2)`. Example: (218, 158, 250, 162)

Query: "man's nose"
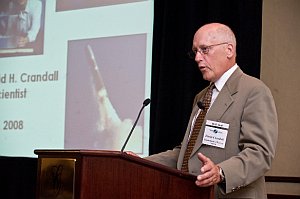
(194, 51, 204, 62)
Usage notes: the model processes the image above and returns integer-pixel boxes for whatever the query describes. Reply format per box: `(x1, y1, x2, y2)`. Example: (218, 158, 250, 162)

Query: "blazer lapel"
(190, 67, 242, 157)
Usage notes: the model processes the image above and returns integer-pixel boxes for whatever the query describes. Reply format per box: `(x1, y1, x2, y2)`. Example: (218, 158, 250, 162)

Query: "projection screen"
(0, 0, 153, 157)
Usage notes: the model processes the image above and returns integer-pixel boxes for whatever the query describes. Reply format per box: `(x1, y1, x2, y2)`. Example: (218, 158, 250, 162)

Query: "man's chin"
(201, 73, 211, 81)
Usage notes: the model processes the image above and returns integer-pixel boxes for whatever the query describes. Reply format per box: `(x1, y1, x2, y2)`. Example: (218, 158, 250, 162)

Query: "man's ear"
(226, 43, 234, 59)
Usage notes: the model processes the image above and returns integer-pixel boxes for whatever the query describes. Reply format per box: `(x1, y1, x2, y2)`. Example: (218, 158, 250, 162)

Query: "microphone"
(121, 98, 151, 152)
(197, 101, 205, 110)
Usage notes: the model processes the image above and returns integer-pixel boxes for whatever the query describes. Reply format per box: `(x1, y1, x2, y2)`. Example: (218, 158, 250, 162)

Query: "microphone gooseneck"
(121, 98, 151, 152)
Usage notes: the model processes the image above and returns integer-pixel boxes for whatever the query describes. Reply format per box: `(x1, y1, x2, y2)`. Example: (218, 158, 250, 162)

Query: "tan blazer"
(146, 67, 278, 199)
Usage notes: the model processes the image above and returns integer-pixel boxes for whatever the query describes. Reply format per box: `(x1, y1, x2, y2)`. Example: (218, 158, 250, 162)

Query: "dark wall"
(0, 156, 37, 199)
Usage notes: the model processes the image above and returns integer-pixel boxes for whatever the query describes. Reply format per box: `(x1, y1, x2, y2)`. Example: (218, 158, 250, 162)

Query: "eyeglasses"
(187, 42, 228, 59)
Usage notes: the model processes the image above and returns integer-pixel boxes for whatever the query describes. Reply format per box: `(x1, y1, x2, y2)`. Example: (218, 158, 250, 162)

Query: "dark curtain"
(149, 0, 262, 155)
(0, 156, 37, 199)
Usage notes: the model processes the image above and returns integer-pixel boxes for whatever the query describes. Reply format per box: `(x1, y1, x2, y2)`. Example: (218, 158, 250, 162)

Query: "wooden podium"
(34, 150, 214, 199)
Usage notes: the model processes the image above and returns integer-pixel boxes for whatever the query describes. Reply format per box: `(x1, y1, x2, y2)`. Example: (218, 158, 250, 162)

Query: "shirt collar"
(214, 64, 238, 92)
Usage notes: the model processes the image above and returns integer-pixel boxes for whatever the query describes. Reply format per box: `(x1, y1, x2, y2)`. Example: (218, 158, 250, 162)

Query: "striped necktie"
(181, 83, 214, 172)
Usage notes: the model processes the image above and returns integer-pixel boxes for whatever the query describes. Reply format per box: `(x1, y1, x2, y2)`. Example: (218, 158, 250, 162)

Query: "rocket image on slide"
(86, 44, 121, 131)
(86, 44, 143, 151)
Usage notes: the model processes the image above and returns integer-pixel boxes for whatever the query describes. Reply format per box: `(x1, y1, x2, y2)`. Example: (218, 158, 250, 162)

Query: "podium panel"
(35, 150, 214, 199)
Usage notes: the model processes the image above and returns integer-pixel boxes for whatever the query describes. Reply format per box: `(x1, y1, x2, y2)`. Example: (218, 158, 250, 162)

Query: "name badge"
(202, 120, 229, 148)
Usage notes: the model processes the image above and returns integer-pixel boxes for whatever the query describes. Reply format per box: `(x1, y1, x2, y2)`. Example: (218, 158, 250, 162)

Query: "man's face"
(192, 29, 229, 82)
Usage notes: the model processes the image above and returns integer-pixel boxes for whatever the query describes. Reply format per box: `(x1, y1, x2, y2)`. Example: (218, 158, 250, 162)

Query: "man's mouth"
(199, 65, 206, 71)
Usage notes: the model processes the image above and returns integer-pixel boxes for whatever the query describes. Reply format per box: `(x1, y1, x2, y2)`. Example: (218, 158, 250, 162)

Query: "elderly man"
(129, 23, 278, 199)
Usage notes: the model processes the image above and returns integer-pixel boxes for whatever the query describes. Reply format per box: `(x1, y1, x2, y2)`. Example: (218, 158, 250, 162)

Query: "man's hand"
(195, 153, 221, 187)
(124, 151, 140, 157)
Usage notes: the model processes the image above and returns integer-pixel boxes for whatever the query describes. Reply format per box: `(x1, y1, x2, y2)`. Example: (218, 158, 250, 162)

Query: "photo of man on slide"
(0, 0, 45, 56)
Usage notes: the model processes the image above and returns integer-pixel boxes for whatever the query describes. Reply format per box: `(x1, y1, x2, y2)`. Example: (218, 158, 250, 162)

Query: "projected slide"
(0, 0, 153, 157)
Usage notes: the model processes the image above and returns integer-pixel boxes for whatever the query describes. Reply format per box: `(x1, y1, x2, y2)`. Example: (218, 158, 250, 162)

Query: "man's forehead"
(193, 31, 218, 46)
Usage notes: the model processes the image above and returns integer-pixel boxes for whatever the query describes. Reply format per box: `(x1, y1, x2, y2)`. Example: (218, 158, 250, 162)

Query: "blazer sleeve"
(144, 145, 181, 168)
